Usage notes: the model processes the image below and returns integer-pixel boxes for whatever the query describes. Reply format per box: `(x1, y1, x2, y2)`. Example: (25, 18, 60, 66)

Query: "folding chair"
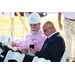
(32, 56, 51, 62)
(0, 35, 14, 49)
(4, 50, 25, 62)
(0, 35, 13, 42)
(60, 49, 69, 62)
(0, 48, 3, 55)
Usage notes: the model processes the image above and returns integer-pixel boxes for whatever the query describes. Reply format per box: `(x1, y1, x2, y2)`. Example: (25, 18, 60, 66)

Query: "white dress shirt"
(48, 31, 58, 39)
(62, 12, 75, 19)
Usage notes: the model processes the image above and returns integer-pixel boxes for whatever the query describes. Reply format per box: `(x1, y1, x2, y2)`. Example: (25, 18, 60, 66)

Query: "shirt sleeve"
(15, 41, 23, 47)
(17, 34, 30, 51)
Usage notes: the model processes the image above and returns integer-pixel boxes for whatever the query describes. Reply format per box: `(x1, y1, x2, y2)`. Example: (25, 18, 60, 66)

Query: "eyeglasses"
(43, 27, 53, 32)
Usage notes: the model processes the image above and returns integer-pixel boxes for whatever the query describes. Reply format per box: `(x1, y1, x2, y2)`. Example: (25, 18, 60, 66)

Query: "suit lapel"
(42, 38, 49, 47)
(41, 38, 50, 52)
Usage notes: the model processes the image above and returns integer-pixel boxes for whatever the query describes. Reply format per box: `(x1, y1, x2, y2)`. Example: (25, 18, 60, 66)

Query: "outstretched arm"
(58, 12, 63, 31)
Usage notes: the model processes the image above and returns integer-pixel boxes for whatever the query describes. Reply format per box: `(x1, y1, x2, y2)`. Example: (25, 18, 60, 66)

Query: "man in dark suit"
(23, 21, 66, 62)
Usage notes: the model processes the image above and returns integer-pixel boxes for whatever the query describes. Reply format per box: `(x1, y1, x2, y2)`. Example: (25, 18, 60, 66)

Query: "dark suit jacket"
(35, 32, 65, 62)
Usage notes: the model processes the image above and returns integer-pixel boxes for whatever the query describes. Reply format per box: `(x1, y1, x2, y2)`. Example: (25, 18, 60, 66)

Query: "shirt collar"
(48, 31, 58, 39)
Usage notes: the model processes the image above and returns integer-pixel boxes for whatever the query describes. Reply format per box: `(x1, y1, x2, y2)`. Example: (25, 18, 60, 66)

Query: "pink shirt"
(15, 29, 47, 51)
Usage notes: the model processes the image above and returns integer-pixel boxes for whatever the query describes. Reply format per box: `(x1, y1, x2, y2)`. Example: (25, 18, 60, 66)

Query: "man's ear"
(39, 23, 41, 26)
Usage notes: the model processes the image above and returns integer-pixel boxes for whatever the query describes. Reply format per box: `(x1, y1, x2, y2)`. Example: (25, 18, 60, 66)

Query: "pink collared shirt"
(15, 29, 47, 51)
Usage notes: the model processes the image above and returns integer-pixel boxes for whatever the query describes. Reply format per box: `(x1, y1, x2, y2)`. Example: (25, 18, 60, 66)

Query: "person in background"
(12, 13, 47, 56)
(58, 12, 75, 61)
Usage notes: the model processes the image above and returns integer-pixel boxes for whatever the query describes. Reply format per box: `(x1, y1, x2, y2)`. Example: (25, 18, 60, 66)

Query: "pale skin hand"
(29, 47, 37, 54)
(59, 23, 63, 31)
(12, 42, 16, 46)
(21, 48, 29, 54)
(58, 12, 63, 31)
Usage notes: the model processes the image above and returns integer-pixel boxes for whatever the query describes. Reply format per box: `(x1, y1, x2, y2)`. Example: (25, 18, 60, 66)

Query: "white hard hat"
(28, 13, 41, 24)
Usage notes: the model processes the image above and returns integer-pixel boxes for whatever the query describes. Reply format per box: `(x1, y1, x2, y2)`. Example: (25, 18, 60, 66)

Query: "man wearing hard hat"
(12, 13, 47, 56)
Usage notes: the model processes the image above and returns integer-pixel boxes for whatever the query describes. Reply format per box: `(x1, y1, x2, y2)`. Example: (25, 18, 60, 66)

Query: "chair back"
(32, 56, 51, 62)
(4, 50, 25, 62)
(60, 49, 69, 62)
(0, 35, 14, 49)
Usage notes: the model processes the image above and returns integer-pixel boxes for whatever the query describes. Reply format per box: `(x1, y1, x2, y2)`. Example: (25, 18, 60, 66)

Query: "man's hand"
(12, 42, 16, 46)
(21, 48, 28, 54)
(29, 48, 37, 54)
(58, 12, 63, 31)
(59, 23, 63, 31)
